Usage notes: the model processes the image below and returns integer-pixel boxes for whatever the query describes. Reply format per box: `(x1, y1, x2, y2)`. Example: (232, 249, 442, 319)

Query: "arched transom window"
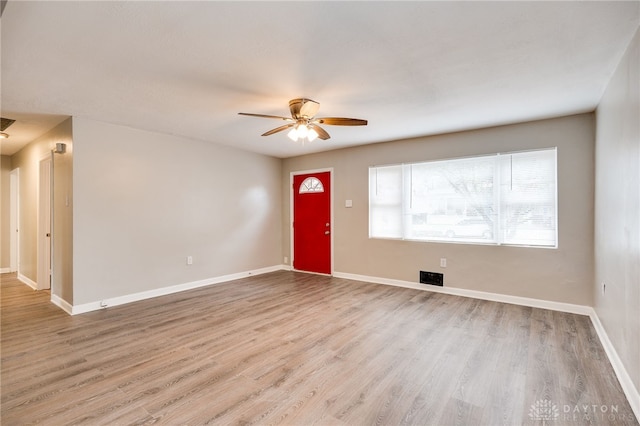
(299, 177, 324, 193)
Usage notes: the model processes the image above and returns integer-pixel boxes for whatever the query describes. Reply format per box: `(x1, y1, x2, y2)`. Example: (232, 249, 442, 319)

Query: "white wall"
(72, 118, 282, 305)
(595, 27, 640, 397)
(283, 114, 595, 306)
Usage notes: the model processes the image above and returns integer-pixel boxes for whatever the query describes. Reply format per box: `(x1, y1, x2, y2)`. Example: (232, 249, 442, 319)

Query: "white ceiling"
(1, 1, 639, 158)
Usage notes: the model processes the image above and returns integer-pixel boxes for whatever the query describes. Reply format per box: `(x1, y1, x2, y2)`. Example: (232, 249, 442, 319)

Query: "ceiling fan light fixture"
(288, 124, 318, 143)
(296, 123, 309, 139)
(307, 127, 319, 142)
(287, 127, 299, 142)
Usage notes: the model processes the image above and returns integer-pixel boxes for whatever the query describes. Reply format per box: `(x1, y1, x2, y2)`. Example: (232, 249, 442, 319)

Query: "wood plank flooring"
(1, 271, 637, 425)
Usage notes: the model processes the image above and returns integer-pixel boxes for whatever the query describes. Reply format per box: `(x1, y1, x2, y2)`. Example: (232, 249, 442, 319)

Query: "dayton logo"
(529, 399, 559, 423)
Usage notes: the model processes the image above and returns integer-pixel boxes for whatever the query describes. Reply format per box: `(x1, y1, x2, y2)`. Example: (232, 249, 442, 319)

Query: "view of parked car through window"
(370, 148, 557, 247)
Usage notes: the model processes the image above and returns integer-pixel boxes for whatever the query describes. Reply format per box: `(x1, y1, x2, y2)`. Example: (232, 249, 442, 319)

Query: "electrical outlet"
(187, 256, 193, 265)
(440, 258, 447, 268)
(284, 256, 288, 264)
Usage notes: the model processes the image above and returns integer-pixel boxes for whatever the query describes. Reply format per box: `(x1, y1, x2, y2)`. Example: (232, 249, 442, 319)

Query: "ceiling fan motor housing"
(289, 98, 320, 119)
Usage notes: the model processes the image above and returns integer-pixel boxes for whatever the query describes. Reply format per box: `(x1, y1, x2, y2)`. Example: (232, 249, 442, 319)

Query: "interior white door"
(38, 157, 52, 290)
(9, 168, 19, 273)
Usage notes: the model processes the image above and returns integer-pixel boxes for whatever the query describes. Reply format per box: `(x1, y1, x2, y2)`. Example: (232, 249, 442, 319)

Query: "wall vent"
(419, 271, 443, 286)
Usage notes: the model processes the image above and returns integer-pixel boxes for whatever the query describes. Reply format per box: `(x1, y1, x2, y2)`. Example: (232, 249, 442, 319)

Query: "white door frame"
(289, 167, 334, 275)
(9, 168, 20, 273)
(37, 156, 52, 290)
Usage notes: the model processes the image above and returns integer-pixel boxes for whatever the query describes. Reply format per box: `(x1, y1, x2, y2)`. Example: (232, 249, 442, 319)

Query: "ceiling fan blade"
(308, 123, 331, 140)
(299, 99, 320, 118)
(289, 98, 320, 119)
(314, 117, 368, 126)
(261, 123, 295, 137)
(238, 112, 294, 121)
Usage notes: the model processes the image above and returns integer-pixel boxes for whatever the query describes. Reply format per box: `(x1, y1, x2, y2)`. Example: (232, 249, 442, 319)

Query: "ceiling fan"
(238, 98, 367, 142)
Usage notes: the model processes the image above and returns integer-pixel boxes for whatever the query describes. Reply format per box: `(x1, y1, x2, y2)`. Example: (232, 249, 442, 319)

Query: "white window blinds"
(369, 165, 403, 239)
(498, 149, 557, 246)
(369, 148, 557, 247)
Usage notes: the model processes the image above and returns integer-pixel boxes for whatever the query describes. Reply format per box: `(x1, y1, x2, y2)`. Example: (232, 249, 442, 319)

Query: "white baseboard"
(332, 270, 638, 421)
(51, 294, 74, 315)
(332, 271, 592, 315)
(588, 308, 640, 421)
(17, 273, 37, 290)
(0, 267, 11, 273)
(70, 265, 284, 315)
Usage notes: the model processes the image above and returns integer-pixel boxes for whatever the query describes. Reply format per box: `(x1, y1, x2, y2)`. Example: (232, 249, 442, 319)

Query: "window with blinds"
(368, 148, 557, 247)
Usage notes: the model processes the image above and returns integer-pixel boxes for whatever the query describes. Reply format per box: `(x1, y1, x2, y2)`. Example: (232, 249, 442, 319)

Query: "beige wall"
(1, 155, 12, 270)
(72, 117, 282, 305)
(10, 119, 73, 289)
(283, 113, 595, 306)
(52, 127, 74, 303)
(595, 27, 640, 396)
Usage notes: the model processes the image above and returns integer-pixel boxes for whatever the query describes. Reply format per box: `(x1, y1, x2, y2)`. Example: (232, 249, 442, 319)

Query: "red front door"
(293, 171, 331, 274)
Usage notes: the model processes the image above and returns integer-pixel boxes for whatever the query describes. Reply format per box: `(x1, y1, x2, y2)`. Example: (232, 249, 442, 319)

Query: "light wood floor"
(1, 271, 637, 425)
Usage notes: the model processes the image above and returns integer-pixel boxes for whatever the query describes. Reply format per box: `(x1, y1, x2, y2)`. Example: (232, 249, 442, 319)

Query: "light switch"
(345, 199, 353, 208)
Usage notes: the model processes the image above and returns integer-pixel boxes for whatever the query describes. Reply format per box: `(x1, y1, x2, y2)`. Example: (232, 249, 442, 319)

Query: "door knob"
(325, 231, 330, 235)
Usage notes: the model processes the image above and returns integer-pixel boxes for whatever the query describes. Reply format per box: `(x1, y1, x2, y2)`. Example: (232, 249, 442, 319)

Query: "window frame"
(299, 176, 325, 193)
(368, 148, 558, 248)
